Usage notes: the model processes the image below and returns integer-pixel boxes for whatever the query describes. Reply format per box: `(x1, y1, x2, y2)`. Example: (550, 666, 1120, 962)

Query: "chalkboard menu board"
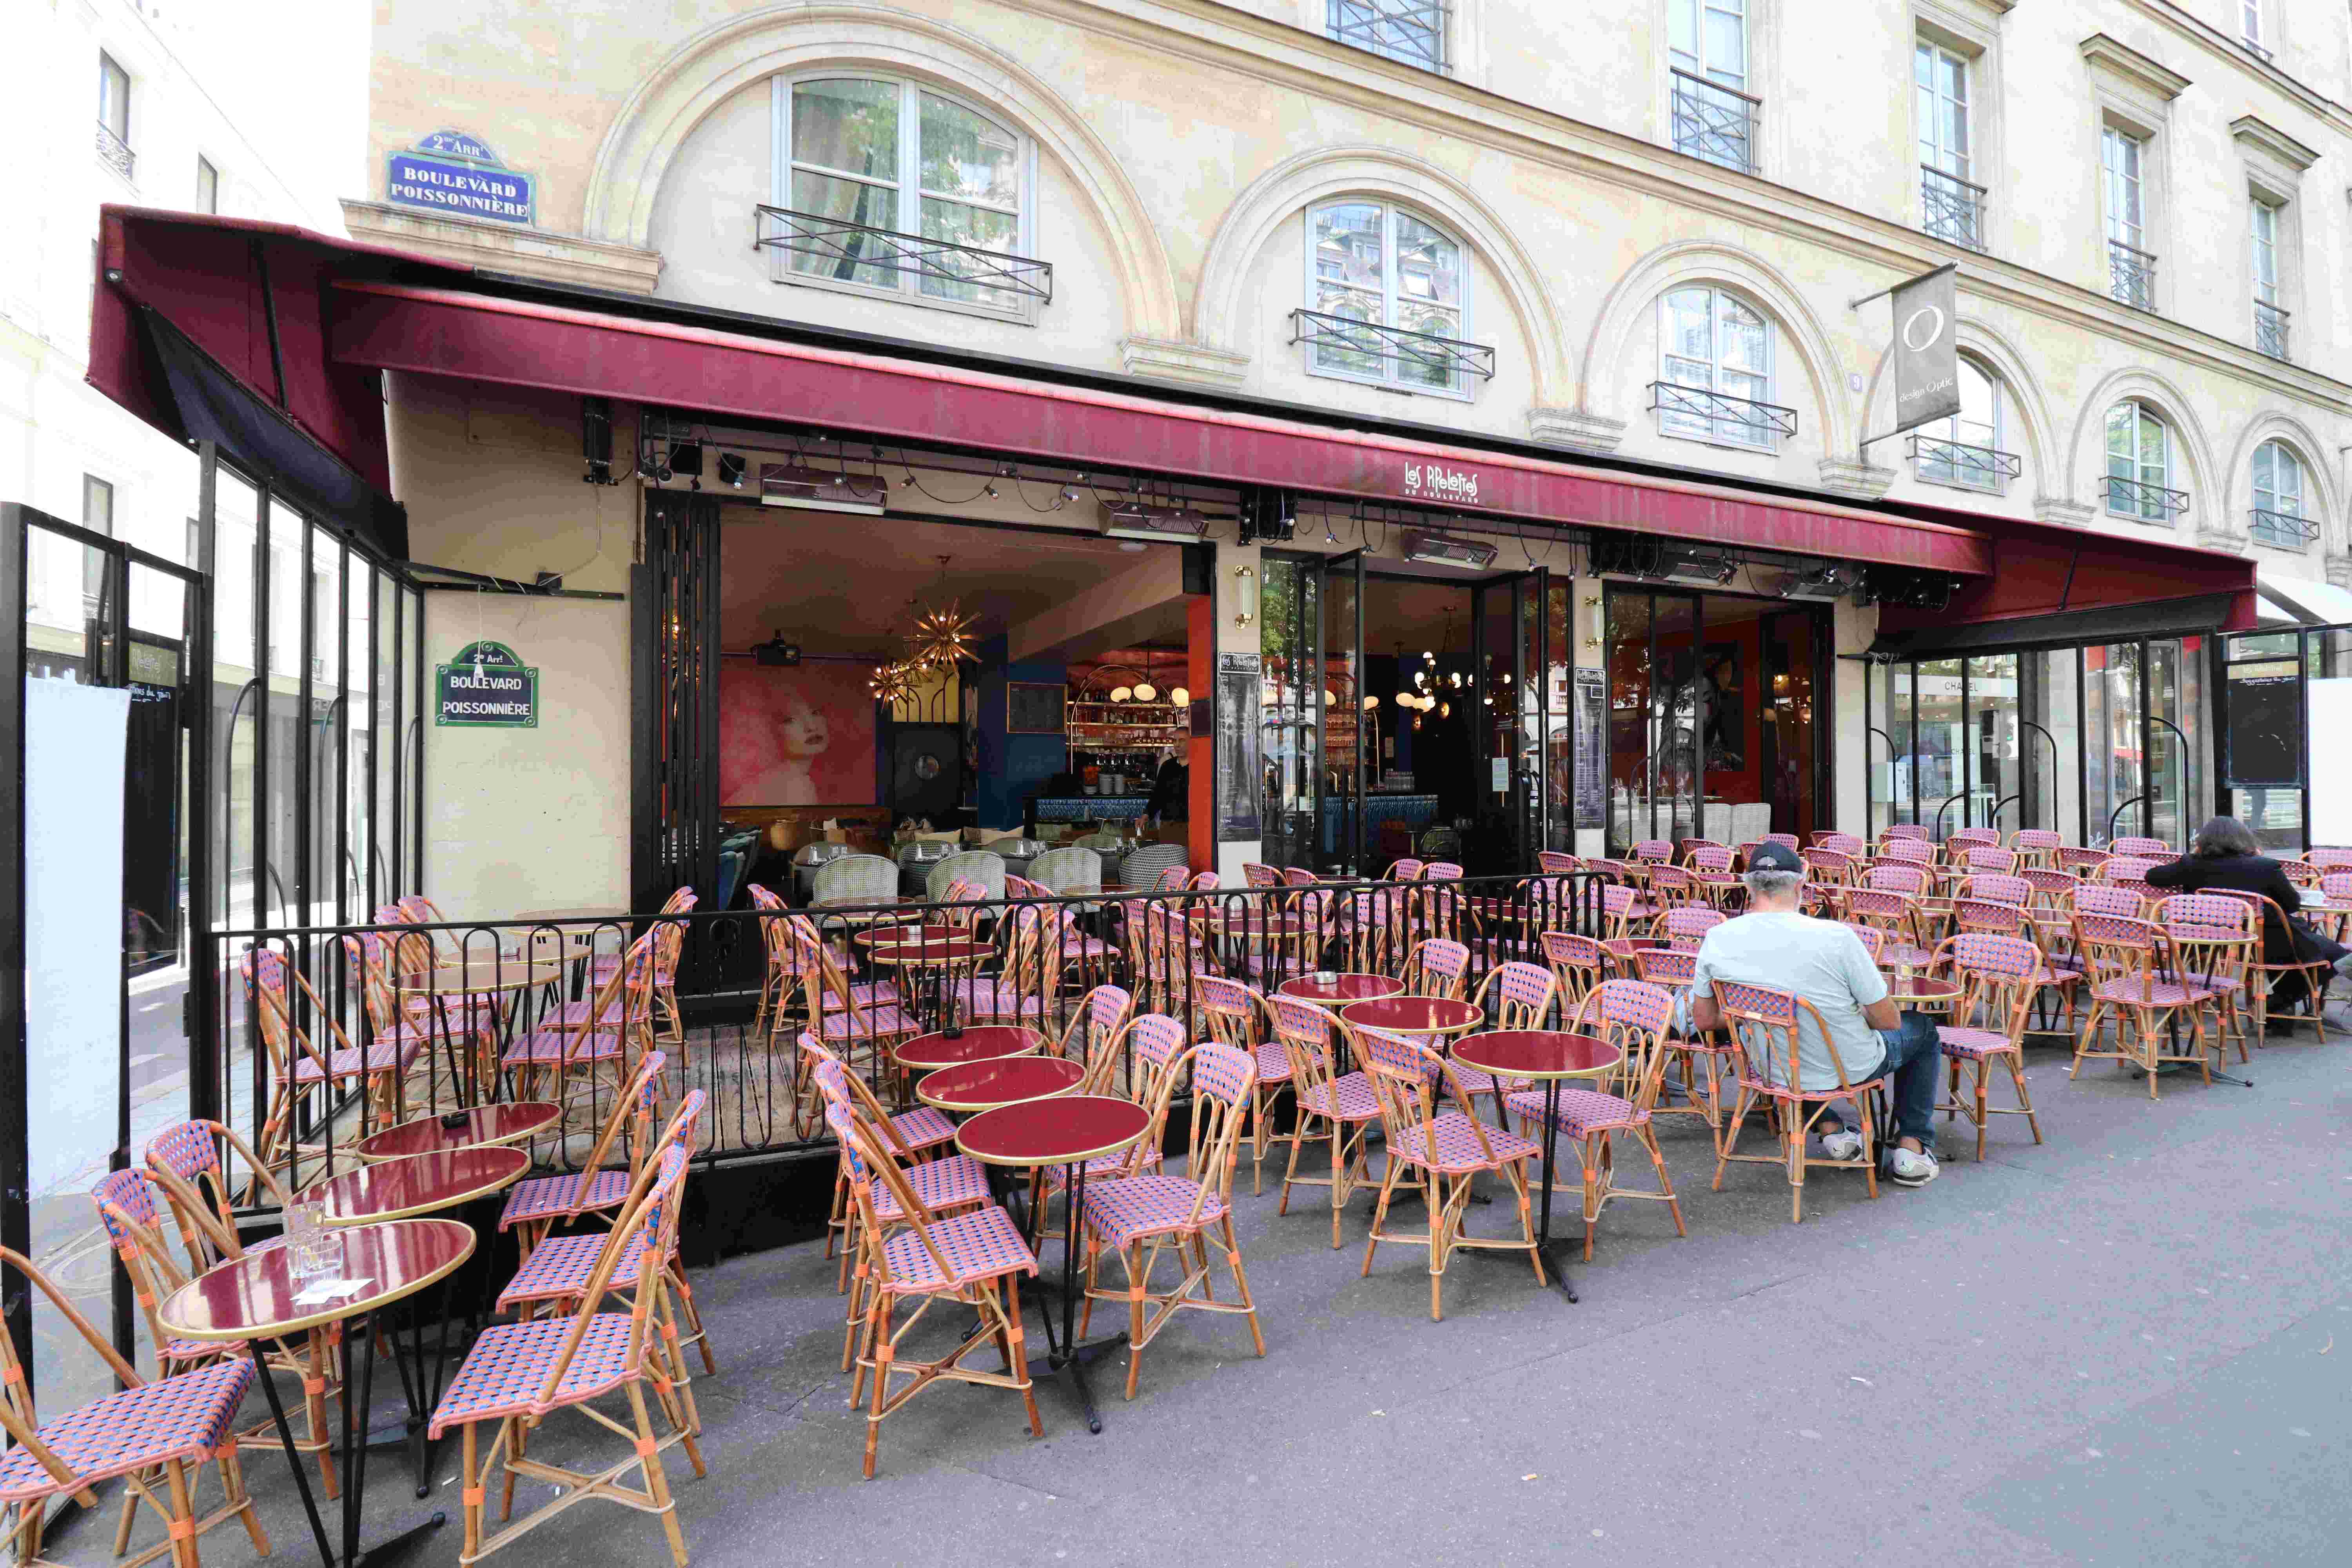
(1217, 653, 1262, 841)
(1573, 667, 1606, 829)
(1006, 681, 1065, 735)
(2223, 670, 2300, 786)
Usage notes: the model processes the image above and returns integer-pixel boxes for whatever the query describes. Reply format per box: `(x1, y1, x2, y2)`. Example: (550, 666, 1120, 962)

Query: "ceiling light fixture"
(759, 462, 886, 515)
(1170, 685, 1190, 707)
(906, 555, 978, 671)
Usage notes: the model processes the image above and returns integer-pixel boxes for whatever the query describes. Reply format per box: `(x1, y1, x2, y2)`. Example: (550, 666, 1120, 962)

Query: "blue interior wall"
(973, 634, 1068, 828)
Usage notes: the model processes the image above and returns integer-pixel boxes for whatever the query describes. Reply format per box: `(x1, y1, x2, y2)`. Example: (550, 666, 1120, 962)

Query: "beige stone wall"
(386, 374, 638, 919)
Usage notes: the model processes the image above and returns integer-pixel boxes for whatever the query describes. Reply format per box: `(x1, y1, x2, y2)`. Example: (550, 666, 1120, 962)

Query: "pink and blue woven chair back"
(2012, 829, 2061, 852)
(1541, 931, 1604, 971)
(1964, 846, 2020, 875)
(2109, 837, 2168, 858)
(1631, 841, 1672, 865)
(2078, 913, 2160, 950)
(637, 1050, 668, 1109)
(1960, 873, 2030, 906)
(1417, 939, 1470, 985)
(811, 1057, 851, 1113)
(1388, 859, 1425, 882)
(1243, 863, 1282, 889)
(633, 1146, 690, 1278)
(1584, 978, 1674, 1038)
(1189, 1042, 1257, 1108)
(147, 1120, 222, 1187)
(942, 878, 985, 904)
(1601, 884, 1642, 920)
(1764, 832, 1803, 849)
(1491, 960, 1553, 1024)
(1954, 898, 2025, 936)
(1688, 844, 1734, 873)
(1951, 933, 2040, 980)
(2074, 885, 2143, 919)
(824, 1102, 869, 1181)
(1819, 833, 1867, 856)
(1283, 866, 1319, 887)
(1712, 980, 1803, 1089)
(1191, 973, 1252, 1022)
(90, 1168, 164, 1249)
(1423, 862, 1463, 882)
(1845, 889, 1910, 922)
(1128, 1014, 1187, 1069)
(1353, 1025, 1436, 1088)
(1085, 985, 1133, 1045)
(1801, 848, 1855, 880)
(1187, 872, 1221, 892)
(2323, 871, 2352, 902)
(1152, 867, 1191, 892)
(1945, 827, 1998, 850)
(1634, 947, 1696, 985)
(1877, 838, 1933, 866)
(1838, 923, 1887, 962)
(1879, 825, 1926, 842)
(746, 884, 783, 911)
(2307, 849, 2352, 872)
(242, 947, 290, 999)
(1269, 996, 1334, 1052)
(397, 894, 436, 923)
(2156, 894, 2254, 942)
(1662, 907, 1722, 949)
(2020, 868, 2078, 903)
(1537, 851, 1580, 875)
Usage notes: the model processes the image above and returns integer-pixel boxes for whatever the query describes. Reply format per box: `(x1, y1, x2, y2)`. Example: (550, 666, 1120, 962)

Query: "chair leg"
(161, 1459, 199, 1568)
(1220, 1215, 1267, 1357)
(221, 1443, 269, 1557)
(624, 1379, 690, 1568)
(862, 1294, 891, 1480)
(461, 1422, 483, 1563)
(1122, 1241, 1149, 1401)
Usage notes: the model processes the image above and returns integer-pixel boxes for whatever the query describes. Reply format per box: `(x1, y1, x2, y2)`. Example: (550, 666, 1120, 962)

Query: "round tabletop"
(956, 1094, 1150, 1169)
(1277, 972, 1404, 1004)
(895, 1025, 1044, 1072)
(856, 924, 965, 947)
(354, 1101, 562, 1162)
(1887, 980, 1965, 1006)
(866, 939, 991, 967)
(302, 1145, 530, 1225)
(1340, 996, 1485, 1036)
(920, 1055, 1085, 1113)
(158, 1218, 476, 1342)
(398, 955, 568, 994)
(1452, 1030, 1622, 1083)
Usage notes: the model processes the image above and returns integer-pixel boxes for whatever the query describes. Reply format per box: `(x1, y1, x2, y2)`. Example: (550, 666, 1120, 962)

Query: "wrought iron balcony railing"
(2254, 299, 2290, 360)
(1327, 0, 1450, 73)
(1290, 308, 1495, 385)
(1920, 165, 1987, 250)
(1670, 68, 1761, 176)
(2103, 475, 2188, 519)
(1908, 432, 2021, 489)
(95, 120, 135, 182)
(2107, 239, 2157, 312)
(753, 203, 1053, 305)
(2249, 507, 2317, 548)
(1649, 381, 1797, 443)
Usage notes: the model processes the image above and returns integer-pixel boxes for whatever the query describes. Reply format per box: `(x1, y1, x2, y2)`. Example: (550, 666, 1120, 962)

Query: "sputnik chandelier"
(904, 555, 978, 672)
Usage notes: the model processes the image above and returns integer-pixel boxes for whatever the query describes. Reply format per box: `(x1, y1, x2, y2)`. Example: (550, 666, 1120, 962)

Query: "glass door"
(1605, 586, 1704, 850)
(1256, 554, 1321, 872)
(1321, 550, 1365, 873)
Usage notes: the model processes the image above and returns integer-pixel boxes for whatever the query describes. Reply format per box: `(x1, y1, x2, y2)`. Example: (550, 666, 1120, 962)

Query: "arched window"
(1657, 286, 1780, 448)
(2103, 399, 2180, 521)
(1914, 357, 2009, 492)
(1303, 200, 1472, 396)
(2251, 439, 2311, 548)
(772, 76, 1031, 317)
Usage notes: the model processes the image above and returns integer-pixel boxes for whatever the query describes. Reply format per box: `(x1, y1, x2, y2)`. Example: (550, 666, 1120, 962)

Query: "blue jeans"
(1820, 1011, 1941, 1158)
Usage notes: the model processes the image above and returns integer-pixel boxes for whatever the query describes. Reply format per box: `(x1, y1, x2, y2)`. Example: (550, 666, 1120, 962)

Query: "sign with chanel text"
(436, 641, 538, 728)
(386, 130, 536, 225)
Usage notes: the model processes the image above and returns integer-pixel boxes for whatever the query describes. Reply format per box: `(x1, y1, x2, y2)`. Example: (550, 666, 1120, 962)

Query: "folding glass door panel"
(1257, 555, 1320, 873)
(1321, 550, 1365, 872)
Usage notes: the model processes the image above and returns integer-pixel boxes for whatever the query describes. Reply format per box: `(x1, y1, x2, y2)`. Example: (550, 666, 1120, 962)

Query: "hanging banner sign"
(436, 640, 538, 728)
(386, 130, 537, 225)
(1889, 263, 1961, 436)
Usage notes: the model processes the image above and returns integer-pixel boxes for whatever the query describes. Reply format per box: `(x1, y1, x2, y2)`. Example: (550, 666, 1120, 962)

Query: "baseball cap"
(1745, 841, 1804, 874)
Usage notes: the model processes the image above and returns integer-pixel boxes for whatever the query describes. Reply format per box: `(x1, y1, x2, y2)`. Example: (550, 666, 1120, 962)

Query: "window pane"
(1668, 0, 1697, 72)
(2253, 440, 2275, 494)
(1392, 215, 1460, 309)
(786, 169, 898, 287)
(917, 196, 1019, 308)
(1312, 204, 1383, 293)
(918, 93, 1017, 208)
(1664, 288, 1713, 363)
(1702, 2, 1746, 86)
(99, 53, 129, 138)
(1717, 296, 1766, 376)
(791, 79, 899, 181)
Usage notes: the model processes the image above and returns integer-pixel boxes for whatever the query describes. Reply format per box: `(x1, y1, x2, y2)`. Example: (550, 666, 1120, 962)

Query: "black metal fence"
(206, 872, 1612, 1197)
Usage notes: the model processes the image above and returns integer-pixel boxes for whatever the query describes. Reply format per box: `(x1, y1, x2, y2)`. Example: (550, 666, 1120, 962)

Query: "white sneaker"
(1886, 1146, 1939, 1187)
(1820, 1129, 1864, 1162)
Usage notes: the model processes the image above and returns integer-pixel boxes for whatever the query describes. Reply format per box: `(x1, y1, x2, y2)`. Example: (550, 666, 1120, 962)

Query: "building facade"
(134, 0, 2352, 914)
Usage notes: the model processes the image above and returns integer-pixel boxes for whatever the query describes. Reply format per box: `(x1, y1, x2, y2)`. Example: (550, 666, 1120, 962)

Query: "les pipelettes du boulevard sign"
(1400, 459, 1482, 506)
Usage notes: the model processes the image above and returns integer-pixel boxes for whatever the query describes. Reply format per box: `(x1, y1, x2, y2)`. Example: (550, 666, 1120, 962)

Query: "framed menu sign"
(1216, 652, 1262, 841)
(1006, 681, 1065, 735)
(1573, 666, 1605, 829)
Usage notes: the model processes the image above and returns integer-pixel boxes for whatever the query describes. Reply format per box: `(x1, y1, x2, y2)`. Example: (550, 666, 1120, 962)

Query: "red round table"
(918, 1055, 1083, 1113)
(895, 1025, 1043, 1073)
(956, 1094, 1150, 1435)
(302, 1146, 530, 1225)
(158, 1218, 476, 1568)
(1276, 971, 1403, 1004)
(857, 923, 966, 949)
(1339, 995, 1485, 1038)
(354, 1100, 561, 1163)
(866, 937, 991, 1032)
(1449, 1031, 1621, 1304)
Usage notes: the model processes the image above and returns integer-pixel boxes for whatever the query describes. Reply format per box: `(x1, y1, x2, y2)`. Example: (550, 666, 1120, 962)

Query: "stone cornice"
(1055, 0, 2352, 413)
(2232, 114, 2320, 173)
(2122, 0, 2352, 142)
(340, 201, 664, 294)
(2077, 32, 2192, 102)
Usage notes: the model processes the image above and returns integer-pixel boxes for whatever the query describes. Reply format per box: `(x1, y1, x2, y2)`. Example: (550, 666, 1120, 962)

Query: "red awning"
(86, 208, 2256, 630)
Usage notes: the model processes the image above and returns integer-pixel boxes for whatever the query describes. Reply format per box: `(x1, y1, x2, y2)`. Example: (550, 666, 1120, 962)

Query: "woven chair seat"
(1295, 1072, 1381, 1122)
(1044, 1147, 1161, 1189)
(870, 1154, 993, 1225)
(1503, 1087, 1644, 1137)
(1252, 1043, 1294, 1085)
(1386, 1110, 1541, 1174)
(1936, 1026, 2019, 1060)
(2088, 979, 2217, 1006)
(1080, 1174, 1225, 1249)
(2154, 968, 2245, 996)
(1446, 1065, 1530, 1099)
(878, 1205, 1037, 1294)
(500, 1027, 626, 1068)
(428, 1313, 638, 1437)
(293, 1037, 426, 1084)
(540, 999, 630, 1029)
(0, 1358, 253, 1503)
(497, 1231, 655, 1311)
(813, 1004, 920, 1042)
(499, 1168, 633, 1231)
(952, 979, 1052, 1022)
(880, 1105, 958, 1154)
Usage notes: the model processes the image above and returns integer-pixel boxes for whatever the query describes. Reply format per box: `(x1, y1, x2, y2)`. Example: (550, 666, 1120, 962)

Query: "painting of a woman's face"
(779, 694, 830, 760)
(718, 663, 874, 806)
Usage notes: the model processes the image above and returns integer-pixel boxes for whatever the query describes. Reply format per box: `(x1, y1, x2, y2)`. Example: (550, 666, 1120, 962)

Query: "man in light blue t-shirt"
(1688, 842, 1942, 1187)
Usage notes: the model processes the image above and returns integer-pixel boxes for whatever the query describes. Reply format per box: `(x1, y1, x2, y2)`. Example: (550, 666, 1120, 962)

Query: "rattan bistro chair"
(2069, 913, 2223, 1097)
(1930, 935, 2047, 1160)
(498, 1051, 668, 1265)
(1190, 975, 1289, 1194)
(434, 1149, 704, 1567)
(1077, 1042, 1267, 1397)
(1270, 996, 1381, 1248)
(1710, 981, 1886, 1223)
(0, 1247, 265, 1568)
(1355, 1027, 1545, 1319)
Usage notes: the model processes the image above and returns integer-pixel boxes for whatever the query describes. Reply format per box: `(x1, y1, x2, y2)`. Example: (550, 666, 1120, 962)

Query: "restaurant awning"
(87, 207, 2256, 628)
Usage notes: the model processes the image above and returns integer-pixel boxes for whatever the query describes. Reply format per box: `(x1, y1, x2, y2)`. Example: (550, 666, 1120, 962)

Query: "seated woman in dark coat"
(2145, 816, 2352, 1031)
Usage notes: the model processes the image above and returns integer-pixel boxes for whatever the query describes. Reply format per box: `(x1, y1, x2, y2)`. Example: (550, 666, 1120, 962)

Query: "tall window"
(2251, 440, 2307, 548)
(1669, 0, 1757, 173)
(1657, 286, 1776, 448)
(1326, 0, 1447, 73)
(195, 155, 219, 214)
(2241, 0, 2267, 51)
(81, 475, 114, 613)
(1305, 201, 1471, 396)
(2250, 197, 2287, 358)
(2102, 127, 2153, 309)
(2103, 400, 2174, 521)
(1915, 41, 1980, 247)
(97, 51, 133, 180)
(1915, 358, 2005, 491)
(775, 77, 1029, 315)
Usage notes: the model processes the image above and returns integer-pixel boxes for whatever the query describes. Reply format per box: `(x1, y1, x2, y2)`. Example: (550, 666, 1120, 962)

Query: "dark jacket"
(1145, 759, 1188, 821)
(2144, 853, 2311, 961)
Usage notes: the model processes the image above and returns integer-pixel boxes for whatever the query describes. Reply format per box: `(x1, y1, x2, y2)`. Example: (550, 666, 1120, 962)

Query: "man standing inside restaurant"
(1688, 842, 1943, 1187)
